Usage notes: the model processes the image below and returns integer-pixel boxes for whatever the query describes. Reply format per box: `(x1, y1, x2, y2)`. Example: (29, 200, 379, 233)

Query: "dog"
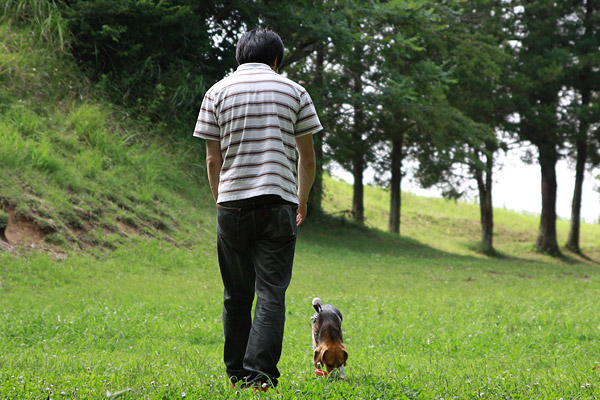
(311, 297, 348, 379)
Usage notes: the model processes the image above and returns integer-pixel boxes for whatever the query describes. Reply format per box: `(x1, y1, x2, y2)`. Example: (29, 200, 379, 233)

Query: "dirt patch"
(1, 206, 46, 248)
(562, 272, 592, 282)
(1, 203, 67, 258)
(515, 273, 533, 279)
(117, 220, 141, 237)
(0, 191, 176, 256)
(0, 240, 14, 253)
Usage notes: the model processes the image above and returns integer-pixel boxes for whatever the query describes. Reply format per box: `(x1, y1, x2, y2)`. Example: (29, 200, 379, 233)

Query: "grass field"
(2, 6, 600, 399)
(2, 188, 600, 399)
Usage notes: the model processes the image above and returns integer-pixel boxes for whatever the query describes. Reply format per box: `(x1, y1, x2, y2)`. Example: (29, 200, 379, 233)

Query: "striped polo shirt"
(194, 63, 322, 204)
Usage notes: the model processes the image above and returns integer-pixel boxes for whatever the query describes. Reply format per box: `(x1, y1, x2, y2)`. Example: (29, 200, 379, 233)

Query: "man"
(193, 29, 321, 390)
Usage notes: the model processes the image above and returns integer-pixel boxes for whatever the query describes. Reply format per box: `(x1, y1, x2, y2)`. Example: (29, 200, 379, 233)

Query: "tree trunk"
(536, 146, 560, 256)
(566, 0, 593, 252)
(388, 138, 403, 234)
(565, 140, 586, 253)
(309, 129, 324, 216)
(475, 153, 494, 254)
(352, 157, 365, 224)
(307, 47, 325, 216)
(350, 45, 365, 224)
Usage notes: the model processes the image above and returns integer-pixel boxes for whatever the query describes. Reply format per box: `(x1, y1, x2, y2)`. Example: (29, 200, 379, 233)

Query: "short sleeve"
(193, 93, 220, 141)
(295, 91, 323, 137)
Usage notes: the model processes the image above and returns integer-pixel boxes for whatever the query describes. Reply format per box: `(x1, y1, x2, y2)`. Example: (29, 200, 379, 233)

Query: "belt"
(219, 195, 295, 209)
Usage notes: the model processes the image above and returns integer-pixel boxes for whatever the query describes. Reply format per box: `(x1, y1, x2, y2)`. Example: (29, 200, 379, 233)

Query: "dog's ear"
(313, 346, 327, 367)
(322, 348, 329, 363)
(314, 346, 329, 367)
(340, 344, 348, 364)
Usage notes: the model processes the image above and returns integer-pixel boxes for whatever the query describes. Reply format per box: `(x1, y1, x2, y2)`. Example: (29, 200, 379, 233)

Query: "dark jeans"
(216, 195, 297, 386)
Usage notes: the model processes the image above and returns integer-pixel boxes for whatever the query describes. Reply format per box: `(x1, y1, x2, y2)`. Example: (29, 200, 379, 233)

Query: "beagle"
(311, 297, 348, 379)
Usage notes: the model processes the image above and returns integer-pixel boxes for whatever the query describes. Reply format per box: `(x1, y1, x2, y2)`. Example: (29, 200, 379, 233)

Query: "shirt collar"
(236, 63, 275, 72)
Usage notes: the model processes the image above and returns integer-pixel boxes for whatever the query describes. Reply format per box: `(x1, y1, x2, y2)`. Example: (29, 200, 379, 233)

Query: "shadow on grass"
(301, 211, 600, 272)
(559, 248, 600, 265)
(301, 211, 448, 259)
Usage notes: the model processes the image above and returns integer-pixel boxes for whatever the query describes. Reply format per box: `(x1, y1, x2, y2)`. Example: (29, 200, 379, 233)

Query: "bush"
(63, 0, 243, 133)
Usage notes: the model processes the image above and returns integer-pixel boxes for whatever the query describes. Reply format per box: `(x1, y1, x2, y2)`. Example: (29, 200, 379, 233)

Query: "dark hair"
(236, 29, 284, 69)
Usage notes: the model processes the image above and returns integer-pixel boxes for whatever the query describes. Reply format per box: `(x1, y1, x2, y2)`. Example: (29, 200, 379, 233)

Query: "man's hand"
(296, 202, 307, 226)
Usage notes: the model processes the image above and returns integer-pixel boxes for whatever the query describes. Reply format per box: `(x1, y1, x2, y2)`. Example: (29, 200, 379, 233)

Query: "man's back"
(194, 63, 321, 204)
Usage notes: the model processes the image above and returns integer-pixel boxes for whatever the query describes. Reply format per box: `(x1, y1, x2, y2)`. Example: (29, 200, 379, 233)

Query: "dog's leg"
(339, 364, 346, 380)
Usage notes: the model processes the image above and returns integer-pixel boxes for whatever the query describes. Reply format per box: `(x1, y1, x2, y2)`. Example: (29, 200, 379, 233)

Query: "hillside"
(321, 176, 600, 262)
(0, 20, 214, 255)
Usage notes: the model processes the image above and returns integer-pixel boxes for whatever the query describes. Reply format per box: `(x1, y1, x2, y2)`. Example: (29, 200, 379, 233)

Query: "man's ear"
(271, 56, 279, 72)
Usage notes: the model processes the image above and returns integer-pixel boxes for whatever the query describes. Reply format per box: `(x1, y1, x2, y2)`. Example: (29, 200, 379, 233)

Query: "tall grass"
(0, 0, 71, 52)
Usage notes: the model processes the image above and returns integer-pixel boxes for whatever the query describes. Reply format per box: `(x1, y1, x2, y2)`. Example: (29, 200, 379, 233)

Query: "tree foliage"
(62, 0, 249, 130)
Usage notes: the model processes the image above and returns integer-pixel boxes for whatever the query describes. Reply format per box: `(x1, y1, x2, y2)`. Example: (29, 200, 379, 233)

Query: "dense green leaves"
(62, 0, 251, 130)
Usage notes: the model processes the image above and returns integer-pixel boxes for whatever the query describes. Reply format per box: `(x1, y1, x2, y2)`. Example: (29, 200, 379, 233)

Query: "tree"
(510, 0, 572, 256)
(320, 0, 379, 224)
(64, 0, 351, 215)
(441, 0, 513, 254)
(370, 0, 451, 234)
(564, 0, 600, 253)
(373, 0, 508, 253)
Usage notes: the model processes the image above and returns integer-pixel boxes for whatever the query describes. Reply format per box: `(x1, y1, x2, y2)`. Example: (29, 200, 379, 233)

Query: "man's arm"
(205, 139, 223, 202)
(295, 133, 316, 226)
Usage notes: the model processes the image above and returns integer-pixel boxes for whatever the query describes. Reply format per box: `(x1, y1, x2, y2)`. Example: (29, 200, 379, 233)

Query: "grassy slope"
(322, 176, 600, 260)
(2, 16, 600, 400)
(0, 21, 213, 252)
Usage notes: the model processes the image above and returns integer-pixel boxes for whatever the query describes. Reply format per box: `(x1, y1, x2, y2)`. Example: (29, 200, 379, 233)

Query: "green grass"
(2, 8, 600, 399)
(2, 216, 600, 399)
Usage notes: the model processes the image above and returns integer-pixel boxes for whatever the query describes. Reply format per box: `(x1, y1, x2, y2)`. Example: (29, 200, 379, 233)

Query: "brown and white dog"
(311, 297, 348, 379)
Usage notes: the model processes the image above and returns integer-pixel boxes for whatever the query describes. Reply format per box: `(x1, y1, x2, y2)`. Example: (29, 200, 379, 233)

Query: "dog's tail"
(312, 297, 322, 313)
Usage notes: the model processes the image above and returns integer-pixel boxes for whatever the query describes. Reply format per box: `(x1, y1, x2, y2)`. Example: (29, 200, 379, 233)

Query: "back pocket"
(217, 203, 242, 239)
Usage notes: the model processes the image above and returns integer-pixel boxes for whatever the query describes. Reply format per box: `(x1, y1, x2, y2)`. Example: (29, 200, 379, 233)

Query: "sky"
(331, 148, 600, 224)
(490, 150, 600, 224)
